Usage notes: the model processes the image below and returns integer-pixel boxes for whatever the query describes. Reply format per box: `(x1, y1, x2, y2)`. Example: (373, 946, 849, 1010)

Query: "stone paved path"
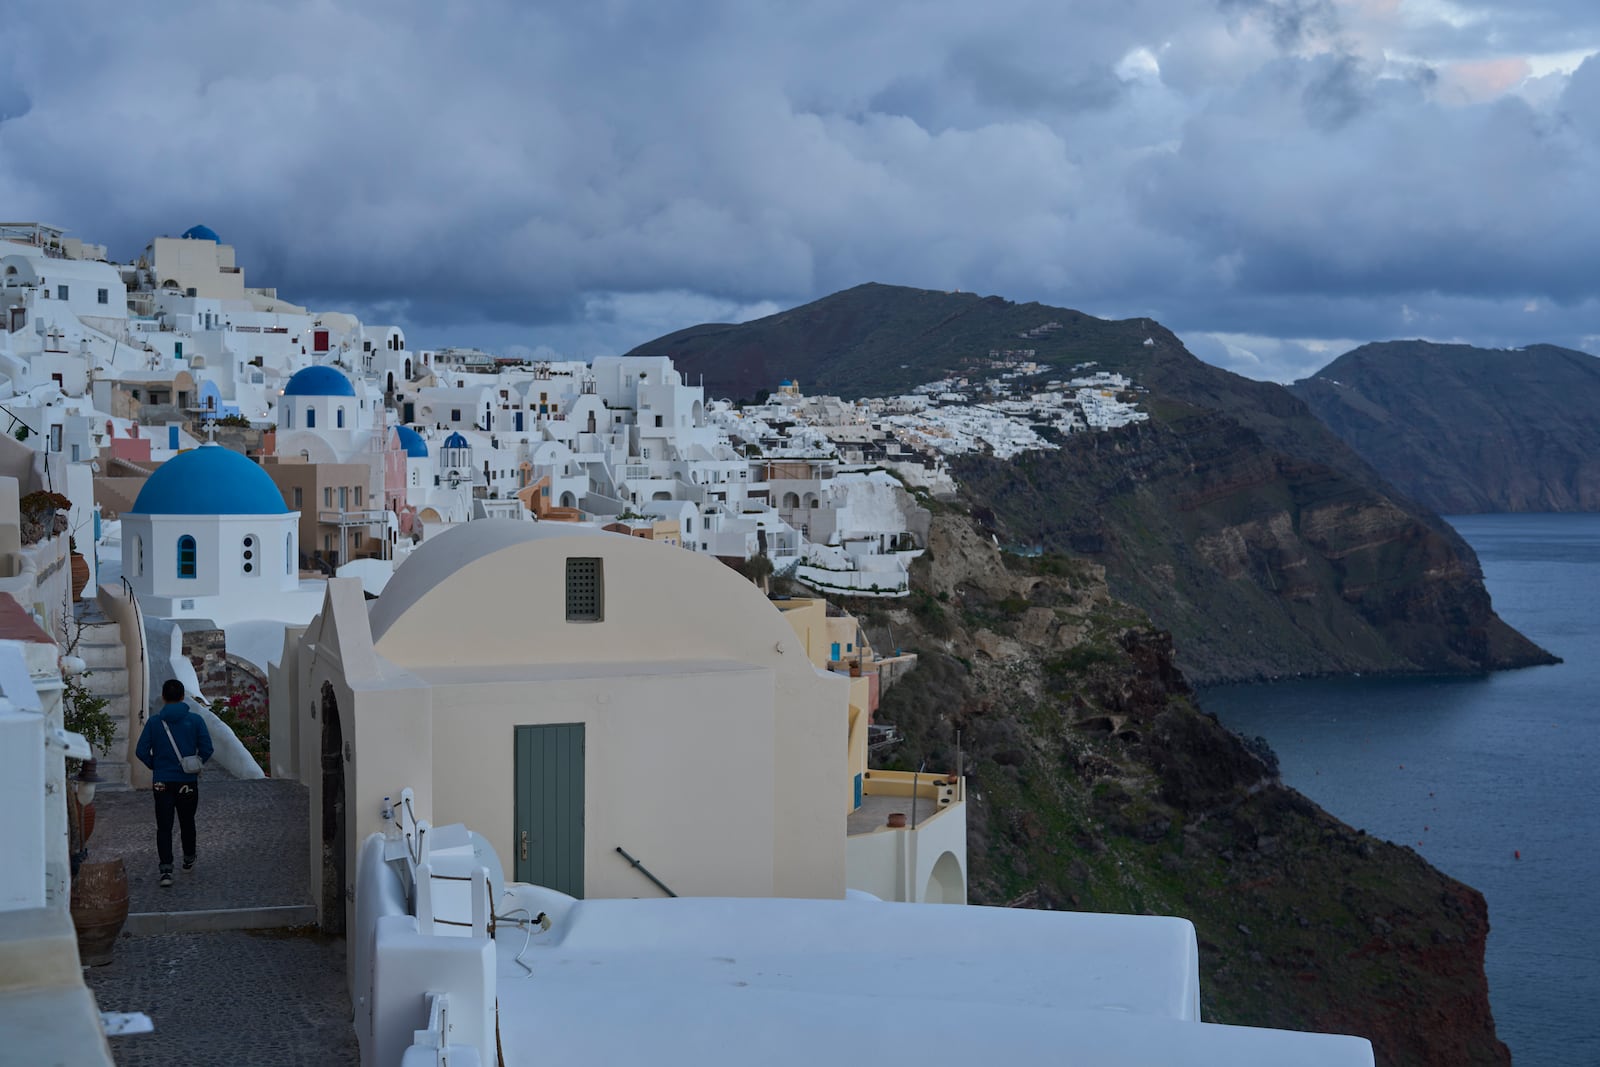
(84, 929, 359, 1066)
(88, 779, 313, 912)
(80, 778, 358, 1064)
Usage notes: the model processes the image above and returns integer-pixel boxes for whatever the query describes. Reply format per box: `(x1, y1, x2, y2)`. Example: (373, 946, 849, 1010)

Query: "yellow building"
(143, 234, 247, 300)
(601, 517, 682, 547)
(273, 521, 851, 934)
(778, 597, 966, 904)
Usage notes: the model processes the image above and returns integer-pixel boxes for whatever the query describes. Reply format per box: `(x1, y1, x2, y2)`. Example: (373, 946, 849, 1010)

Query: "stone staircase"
(72, 604, 135, 788)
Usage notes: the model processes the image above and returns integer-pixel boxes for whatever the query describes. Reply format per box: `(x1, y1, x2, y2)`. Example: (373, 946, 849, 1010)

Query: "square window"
(565, 557, 604, 622)
(57, 285, 69, 301)
(293, 487, 303, 508)
(97, 288, 109, 305)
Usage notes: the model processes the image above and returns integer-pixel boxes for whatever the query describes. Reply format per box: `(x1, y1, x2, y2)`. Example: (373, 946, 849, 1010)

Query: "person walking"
(135, 679, 214, 888)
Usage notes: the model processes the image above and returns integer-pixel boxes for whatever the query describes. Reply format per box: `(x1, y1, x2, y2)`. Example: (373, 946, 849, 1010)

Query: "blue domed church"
(122, 444, 310, 623)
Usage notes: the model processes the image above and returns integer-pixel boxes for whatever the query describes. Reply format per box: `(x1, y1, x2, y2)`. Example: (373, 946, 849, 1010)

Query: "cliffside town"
(0, 224, 1158, 617)
(0, 227, 1528, 1062)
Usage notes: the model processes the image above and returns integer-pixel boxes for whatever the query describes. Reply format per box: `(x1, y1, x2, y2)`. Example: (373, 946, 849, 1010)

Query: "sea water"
(1203, 514, 1600, 1067)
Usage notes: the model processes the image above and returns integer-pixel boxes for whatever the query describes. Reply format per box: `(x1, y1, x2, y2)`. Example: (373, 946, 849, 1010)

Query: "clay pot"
(69, 552, 89, 601)
(886, 812, 907, 829)
(70, 859, 129, 966)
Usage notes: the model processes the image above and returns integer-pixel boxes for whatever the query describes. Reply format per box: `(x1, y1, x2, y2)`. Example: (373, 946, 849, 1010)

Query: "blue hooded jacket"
(136, 701, 215, 783)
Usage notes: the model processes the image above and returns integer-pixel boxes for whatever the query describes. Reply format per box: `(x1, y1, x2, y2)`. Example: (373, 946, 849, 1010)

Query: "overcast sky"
(2, 1, 1596, 382)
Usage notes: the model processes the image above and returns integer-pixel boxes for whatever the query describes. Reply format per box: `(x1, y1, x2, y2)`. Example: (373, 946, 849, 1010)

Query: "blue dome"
(394, 426, 429, 458)
(130, 445, 288, 516)
(181, 224, 221, 243)
(443, 432, 469, 450)
(284, 365, 356, 397)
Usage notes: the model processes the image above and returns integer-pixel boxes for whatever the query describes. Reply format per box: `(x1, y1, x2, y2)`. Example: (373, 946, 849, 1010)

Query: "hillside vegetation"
(852, 513, 1508, 1066)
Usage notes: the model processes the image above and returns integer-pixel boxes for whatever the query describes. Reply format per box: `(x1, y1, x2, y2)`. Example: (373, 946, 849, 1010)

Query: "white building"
(120, 444, 319, 625)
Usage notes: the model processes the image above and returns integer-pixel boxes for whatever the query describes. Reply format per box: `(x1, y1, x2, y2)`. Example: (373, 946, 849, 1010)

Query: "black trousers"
(153, 782, 199, 869)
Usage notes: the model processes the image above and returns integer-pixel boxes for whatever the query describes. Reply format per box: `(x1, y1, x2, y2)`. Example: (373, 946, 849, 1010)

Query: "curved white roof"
(365, 519, 815, 677)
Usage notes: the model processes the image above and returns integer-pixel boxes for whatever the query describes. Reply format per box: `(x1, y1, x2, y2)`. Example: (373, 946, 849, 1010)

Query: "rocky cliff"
(1289, 341, 1600, 514)
(952, 403, 1553, 684)
(634, 283, 1553, 683)
(858, 513, 1509, 1066)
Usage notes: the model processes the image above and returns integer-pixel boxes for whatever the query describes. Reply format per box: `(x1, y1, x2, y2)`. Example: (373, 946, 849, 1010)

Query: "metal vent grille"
(565, 557, 604, 622)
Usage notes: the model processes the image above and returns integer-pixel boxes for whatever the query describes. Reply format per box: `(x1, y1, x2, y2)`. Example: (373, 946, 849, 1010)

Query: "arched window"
(285, 531, 294, 575)
(336, 407, 345, 429)
(242, 533, 259, 576)
(283, 407, 293, 429)
(306, 407, 316, 428)
(177, 535, 197, 579)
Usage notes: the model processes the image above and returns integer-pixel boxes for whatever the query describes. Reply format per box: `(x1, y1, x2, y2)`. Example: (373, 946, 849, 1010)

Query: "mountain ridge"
(631, 283, 1554, 683)
(1289, 340, 1600, 514)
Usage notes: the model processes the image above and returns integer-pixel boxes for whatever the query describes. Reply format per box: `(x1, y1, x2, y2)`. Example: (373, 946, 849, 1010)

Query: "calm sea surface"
(1202, 514, 1600, 1067)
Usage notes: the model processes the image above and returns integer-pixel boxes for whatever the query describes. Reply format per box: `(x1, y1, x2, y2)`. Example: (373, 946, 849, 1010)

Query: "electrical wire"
(490, 905, 549, 977)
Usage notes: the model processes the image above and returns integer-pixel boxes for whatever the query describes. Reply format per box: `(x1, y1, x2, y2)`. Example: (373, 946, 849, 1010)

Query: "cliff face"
(1290, 341, 1600, 514)
(633, 283, 1553, 682)
(953, 404, 1553, 684)
(864, 514, 1509, 1066)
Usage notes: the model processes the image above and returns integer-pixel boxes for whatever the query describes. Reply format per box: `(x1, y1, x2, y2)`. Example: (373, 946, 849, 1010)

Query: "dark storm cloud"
(0, 0, 1596, 381)
(1218, 0, 1341, 50)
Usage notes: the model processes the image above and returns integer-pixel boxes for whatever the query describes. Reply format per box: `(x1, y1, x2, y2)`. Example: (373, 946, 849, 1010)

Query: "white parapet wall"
(0, 708, 46, 911)
(846, 793, 968, 904)
(350, 791, 1374, 1067)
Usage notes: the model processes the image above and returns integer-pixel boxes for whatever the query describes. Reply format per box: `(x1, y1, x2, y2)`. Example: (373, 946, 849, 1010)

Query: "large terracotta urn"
(70, 859, 129, 966)
(69, 551, 90, 601)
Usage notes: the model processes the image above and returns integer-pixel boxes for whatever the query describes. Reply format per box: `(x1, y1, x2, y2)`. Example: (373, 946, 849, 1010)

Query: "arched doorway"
(923, 851, 965, 904)
(320, 682, 347, 934)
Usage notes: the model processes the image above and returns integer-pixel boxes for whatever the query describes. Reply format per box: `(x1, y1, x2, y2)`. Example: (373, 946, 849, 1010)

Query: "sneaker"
(159, 871, 174, 888)
(182, 855, 195, 871)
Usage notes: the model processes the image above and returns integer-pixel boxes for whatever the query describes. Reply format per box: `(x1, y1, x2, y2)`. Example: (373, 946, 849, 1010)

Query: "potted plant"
(62, 665, 125, 966)
(19, 489, 70, 545)
(68, 536, 90, 602)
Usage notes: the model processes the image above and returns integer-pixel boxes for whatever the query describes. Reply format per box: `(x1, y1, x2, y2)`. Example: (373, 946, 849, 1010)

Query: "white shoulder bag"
(162, 719, 205, 775)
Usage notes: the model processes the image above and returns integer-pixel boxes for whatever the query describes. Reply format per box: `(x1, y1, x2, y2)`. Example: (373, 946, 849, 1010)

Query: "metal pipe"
(912, 760, 926, 829)
(615, 846, 678, 897)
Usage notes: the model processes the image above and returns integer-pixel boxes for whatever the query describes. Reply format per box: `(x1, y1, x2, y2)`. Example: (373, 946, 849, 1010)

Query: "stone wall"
(181, 626, 229, 695)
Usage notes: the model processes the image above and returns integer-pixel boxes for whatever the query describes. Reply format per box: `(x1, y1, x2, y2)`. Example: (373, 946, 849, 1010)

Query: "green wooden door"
(513, 723, 585, 897)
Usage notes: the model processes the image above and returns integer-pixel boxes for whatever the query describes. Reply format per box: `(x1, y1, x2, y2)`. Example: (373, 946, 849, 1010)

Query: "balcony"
(317, 508, 388, 528)
(847, 769, 960, 836)
(845, 769, 967, 904)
